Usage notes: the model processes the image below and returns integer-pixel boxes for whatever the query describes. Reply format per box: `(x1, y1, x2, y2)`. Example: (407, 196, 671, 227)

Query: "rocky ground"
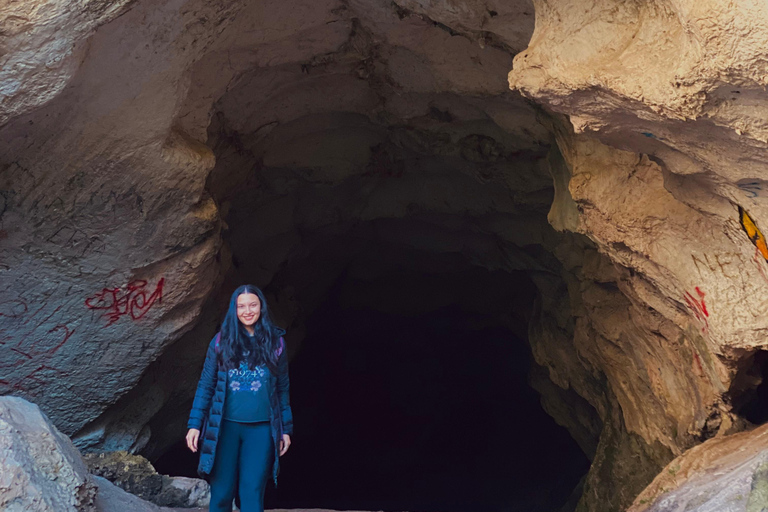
(0, 396, 380, 512)
(6, 394, 768, 511)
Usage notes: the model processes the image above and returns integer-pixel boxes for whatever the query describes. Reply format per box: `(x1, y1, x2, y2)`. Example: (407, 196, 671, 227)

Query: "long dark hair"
(219, 285, 282, 373)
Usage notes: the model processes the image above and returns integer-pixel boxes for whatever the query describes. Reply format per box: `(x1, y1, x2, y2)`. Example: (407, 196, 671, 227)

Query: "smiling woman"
(186, 285, 293, 512)
(237, 293, 262, 330)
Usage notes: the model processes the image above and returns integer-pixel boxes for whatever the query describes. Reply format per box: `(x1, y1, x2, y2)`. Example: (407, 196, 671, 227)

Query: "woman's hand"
(186, 428, 200, 453)
(279, 434, 291, 456)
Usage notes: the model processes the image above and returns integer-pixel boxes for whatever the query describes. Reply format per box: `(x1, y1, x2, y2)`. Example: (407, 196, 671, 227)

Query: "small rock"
(156, 476, 210, 508)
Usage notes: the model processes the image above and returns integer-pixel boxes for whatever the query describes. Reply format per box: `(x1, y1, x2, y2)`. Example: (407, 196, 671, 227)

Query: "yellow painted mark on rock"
(739, 206, 768, 261)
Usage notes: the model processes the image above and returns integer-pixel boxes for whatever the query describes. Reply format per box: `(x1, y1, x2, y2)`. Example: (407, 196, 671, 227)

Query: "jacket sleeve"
(187, 337, 218, 430)
(276, 337, 293, 436)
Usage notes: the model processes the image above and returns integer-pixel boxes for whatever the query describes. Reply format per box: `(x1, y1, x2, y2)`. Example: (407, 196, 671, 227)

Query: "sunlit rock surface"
(0, 0, 135, 125)
(507, 1, 768, 510)
(629, 424, 768, 512)
(2, 0, 768, 510)
(0, 396, 97, 512)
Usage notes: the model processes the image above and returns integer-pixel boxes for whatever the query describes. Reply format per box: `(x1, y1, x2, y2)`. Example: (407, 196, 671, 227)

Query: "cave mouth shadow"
(271, 298, 589, 512)
(730, 349, 768, 425)
(155, 282, 590, 512)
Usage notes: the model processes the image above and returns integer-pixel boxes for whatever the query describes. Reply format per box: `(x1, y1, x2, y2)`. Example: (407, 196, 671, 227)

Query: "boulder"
(0, 396, 97, 512)
(629, 423, 768, 512)
(92, 476, 168, 512)
(154, 477, 210, 509)
(84, 451, 209, 508)
(83, 452, 162, 501)
(92, 475, 208, 512)
(0, 396, 210, 512)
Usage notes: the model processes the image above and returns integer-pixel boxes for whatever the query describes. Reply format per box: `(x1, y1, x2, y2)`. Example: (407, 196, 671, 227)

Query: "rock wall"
(0, 0, 228, 438)
(509, 0, 768, 509)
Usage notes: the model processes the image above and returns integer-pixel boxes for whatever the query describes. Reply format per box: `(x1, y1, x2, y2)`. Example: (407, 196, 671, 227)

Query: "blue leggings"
(209, 420, 274, 512)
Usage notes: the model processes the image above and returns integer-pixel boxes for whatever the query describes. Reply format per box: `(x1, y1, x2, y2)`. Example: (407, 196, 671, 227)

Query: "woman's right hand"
(186, 429, 200, 453)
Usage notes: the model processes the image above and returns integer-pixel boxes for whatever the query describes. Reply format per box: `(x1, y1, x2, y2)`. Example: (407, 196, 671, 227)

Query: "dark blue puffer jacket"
(187, 331, 293, 485)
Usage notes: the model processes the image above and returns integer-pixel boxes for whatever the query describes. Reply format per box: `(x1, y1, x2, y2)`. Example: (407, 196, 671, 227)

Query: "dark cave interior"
(730, 349, 768, 426)
(155, 270, 590, 512)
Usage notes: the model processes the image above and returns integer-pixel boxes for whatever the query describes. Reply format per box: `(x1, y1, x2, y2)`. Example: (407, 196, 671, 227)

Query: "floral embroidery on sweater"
(228, 362, 267, 393)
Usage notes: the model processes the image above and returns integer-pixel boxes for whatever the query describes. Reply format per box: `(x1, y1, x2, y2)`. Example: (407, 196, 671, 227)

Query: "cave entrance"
(154, 263, 591, 512)
(264, 269, 590, 512)
(151, 18, 592, 503)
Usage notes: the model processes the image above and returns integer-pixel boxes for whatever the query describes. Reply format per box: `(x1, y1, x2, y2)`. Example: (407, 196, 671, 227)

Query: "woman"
(186, 285, 293, 512)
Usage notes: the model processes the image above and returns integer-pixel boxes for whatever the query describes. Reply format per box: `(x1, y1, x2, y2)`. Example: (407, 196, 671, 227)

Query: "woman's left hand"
(279, 434, 291, 456)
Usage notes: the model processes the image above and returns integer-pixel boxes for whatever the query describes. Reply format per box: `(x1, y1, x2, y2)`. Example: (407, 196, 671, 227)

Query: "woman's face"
(236, 293, 261, 328)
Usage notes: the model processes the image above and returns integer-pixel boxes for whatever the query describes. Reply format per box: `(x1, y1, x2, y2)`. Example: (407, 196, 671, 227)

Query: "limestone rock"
(629, 424, 768, 512)
(155, 477, 210, 509)
(0, 0, 228, 442)
(392, 0, 535, 53)
(0, 0, 135, 125)
(83, 451, 210, 508)
(0, 396, 97, 512)
(509, 2, 768, 496)
(83, 452, 163, 503)
(92, 476, 180, 512)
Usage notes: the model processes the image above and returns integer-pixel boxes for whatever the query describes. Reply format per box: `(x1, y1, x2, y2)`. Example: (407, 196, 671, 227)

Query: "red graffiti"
(692, 352, 705, 375)
(0, 299, 75, 396)
(753, 247, 768, 285)
(0, 299, 28, 319)
(85, 278, 165, 326)
(684, 287, 709, 331)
